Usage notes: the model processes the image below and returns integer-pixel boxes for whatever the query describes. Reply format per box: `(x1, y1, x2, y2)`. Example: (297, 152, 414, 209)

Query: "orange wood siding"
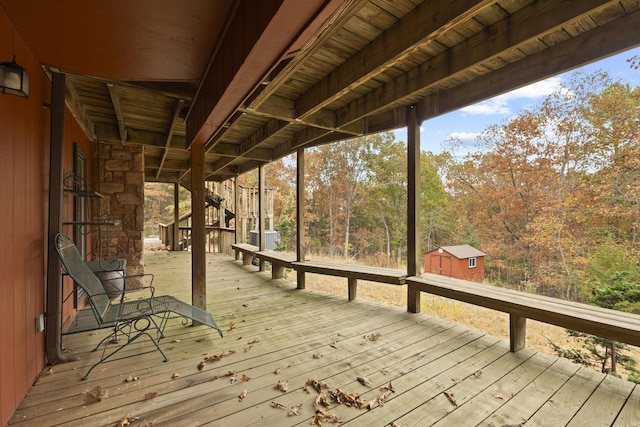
(0, 10, 92, 425)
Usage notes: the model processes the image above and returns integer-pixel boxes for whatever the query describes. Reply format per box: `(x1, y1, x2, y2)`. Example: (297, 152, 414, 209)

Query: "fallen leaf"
(473, 370, 483, 378)
(83, 385, 108, 403)
(125, 375, 139, 383)
(117, 414, 139, 427)
(238, 389, 248, 402)
(306, 379, 330, 393)
(195, 338, 206, 343)
(271, 401, 287, 409)
(315, 393, 330, 407)
(274, 368, 282, 375)
(42, 366, 54, 376)
(228, 322, 235, 331)
(329, 341, 338, 349)
(275, 379, 289, 392)
(382, 382, 395, 393)
(357, 376, 372, 386)
(265, 327, 272, 331)
(443, 391, 457, 407)
(364, 331, 382, 341)
(171, 373, 180, 379)
(242, 303, 248, 307)
(248, 338, 259, 345)
(313, 353, 323, 359)
(204, 350, 236, 363)
(244, 345, 253, 352)
(230, 374, 238, 384)
(493, 393, 504, 400)
(144, 392, 158, 400)
(288, 403, 303, 416)
(451, 378, 462, 384)
(197, 361, 206, 371)
(241, 374, 251, 382)
(170, 339, 181, 343)
(312, 408, 344, 425)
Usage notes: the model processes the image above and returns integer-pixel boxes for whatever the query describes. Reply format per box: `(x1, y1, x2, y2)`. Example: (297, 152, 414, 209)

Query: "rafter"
(155, 99, 185, 180)
(107, 83, 127, 142)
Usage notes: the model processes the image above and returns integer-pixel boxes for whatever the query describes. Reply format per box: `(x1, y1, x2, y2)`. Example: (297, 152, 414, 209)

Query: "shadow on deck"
(10, 251, 640, 426)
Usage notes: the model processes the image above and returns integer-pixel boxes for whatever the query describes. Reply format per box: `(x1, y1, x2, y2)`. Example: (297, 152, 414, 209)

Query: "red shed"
(424, 245, 485, 281)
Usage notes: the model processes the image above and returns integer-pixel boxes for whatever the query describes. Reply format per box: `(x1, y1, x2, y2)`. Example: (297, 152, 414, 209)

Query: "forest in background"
(145, 68, 640, 380)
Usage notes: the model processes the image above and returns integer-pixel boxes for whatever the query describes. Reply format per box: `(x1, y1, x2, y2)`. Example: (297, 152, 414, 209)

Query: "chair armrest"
(118, 273, 156, 303)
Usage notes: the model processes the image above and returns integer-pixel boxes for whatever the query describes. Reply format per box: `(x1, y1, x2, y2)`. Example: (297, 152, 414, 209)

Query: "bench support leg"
(297, 270, 305, 289)
(407, 285, 421, 313)
(348, 278, 357, 301)
(510, 314, 526, 352)
(242, 253, 252, 266)
(272, 264, 284, 279)
(234, 250, 240, 261)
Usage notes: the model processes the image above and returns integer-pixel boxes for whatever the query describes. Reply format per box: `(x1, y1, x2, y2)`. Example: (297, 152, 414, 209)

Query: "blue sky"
(394, 46, 640, 155)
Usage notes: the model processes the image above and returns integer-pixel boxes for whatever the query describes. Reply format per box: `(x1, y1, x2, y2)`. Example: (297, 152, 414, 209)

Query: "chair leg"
(81, 317, 169, 380)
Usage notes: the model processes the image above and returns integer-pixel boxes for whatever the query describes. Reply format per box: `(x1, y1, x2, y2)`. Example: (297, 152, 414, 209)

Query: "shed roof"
(436, 245, 486, 259)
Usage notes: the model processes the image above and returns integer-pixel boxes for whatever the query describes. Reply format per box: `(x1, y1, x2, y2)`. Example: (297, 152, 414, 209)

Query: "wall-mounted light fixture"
(0, 55, 30, 98)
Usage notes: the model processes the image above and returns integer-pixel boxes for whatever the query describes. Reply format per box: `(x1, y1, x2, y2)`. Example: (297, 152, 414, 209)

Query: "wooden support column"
(406, 105, 422, 313)
(510, 314, 527, 352)
(296, 148, 306, 289)
(191, 142, 206, 311)
(258, 165, 266, 271)
(234, 177, 240, 245)
(45, 72, 76, 364)
(172, 183, 179, 251)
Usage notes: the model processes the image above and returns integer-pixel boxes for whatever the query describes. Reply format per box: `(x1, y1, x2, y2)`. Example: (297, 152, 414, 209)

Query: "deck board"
(9, 251, 640, 426)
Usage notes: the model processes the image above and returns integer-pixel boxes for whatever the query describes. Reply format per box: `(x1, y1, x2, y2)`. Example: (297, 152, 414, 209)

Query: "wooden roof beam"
(155, 99, 185, 180)
(294, 0, 498, 120)
(107, 83, 127, 142)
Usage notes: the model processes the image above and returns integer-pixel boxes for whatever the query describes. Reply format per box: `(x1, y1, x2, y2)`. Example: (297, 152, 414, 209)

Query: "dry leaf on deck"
(451, 378, 462, 384)
(357, 376, 371, 386)
(230, 374, 238, 384)
(244, 345, 253, 352)
(443, 391, 457, 407)
(242, 303, 249, 307)
(381, 382, 395, 393)
(315, 393, 330, 408)
(275, 379, 289, 392)
(313, 353, 323, 359)
(306, 379, 330, 393)
(274, 367, 282, 375)
(329, 341, 338, 349)
(117, 414, 138, 427)
(125, 375, 139, 383)
(287, 403, 303, 416)
(241, 374, 251, 382)
(144, 392, 158, 400)
(195, 338, 206, 343)
(197, 361, 206, 371)
(248, 338, 259, 345)
(204, 350, 236, 363)
(238, 389, 248, 402)
(493, 393, 504, 400)
(171, 373, 180, 379)
(364, 332, 382, 341)
(42, 366, 54, 376)
(312, 408, 344, 425)
(473, 370, 483, 378)
(271, 401, 287, 409)
(171, 339, 181, 343)
(228, 322, 235, 331)
(83, 385, 108, 403)
(364, 398, 378, 410)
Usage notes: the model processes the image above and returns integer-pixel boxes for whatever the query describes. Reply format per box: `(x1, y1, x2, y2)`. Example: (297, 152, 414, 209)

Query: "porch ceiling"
(3, 0, 640, 184)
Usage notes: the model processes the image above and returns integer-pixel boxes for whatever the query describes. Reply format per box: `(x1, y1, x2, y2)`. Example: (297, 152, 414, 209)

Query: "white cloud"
(461, 77, 563, 116)
(448, 131, 479, 142)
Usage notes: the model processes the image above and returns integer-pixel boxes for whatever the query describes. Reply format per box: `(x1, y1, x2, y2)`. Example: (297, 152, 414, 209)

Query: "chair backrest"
(55, 233, 111, 323)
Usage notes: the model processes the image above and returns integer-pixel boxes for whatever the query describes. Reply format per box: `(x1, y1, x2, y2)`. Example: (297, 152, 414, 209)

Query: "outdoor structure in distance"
(424, 245, 485, 281)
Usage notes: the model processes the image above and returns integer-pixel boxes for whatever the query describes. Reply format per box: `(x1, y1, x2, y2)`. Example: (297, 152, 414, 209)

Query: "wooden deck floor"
(10, 251, 640, 427)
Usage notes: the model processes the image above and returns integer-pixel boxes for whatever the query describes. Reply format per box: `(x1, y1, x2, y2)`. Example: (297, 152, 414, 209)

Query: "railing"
(159, 222, 235, 256)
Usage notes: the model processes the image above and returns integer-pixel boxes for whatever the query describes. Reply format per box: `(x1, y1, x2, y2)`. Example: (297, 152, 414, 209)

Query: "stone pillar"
(92, 141, 145, 287)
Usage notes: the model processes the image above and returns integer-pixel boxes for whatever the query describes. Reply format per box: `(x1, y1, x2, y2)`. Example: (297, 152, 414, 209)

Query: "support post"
(406, 105, 421, 313)
(45, 72, 76, 364)
(510, 314, 527, 352)
(172, 183, 180, 251)
(296, 148, 306, 289)
(258, 165, 266, 271)
(191, 142, 206, 311)
(348, 278, 357, 301)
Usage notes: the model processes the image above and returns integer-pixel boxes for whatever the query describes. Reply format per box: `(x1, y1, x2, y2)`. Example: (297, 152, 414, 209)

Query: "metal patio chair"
(55, 233, 223, 380)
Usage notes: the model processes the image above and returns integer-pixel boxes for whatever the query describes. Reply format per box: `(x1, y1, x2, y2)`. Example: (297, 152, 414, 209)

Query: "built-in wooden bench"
(231, 243, 258, 265)
(407, 273, 640, 352)
(254, 250, 296, 279)
(292, 260, 407, 301)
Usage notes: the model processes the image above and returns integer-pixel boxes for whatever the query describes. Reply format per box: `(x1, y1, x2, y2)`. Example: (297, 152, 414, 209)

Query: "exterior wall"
(92, 141, 145, 284)
(0, 11, 47, 426)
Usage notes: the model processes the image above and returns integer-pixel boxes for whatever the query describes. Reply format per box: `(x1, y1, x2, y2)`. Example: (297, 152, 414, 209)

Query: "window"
(468, 257, 477, 268)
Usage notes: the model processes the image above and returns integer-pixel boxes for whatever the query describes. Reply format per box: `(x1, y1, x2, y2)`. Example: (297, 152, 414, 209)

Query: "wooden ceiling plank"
(422, 7, 640, 120)
(294, 0, 499, 119)
(336, 0, 618, 128)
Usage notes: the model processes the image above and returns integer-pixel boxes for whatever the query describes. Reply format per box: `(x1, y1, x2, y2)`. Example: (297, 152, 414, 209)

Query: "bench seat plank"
(231, 243, 258, 265)
(293, 260, 407, 301)
(255, 250, 296, 279)
(407, 274, 640, 350)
